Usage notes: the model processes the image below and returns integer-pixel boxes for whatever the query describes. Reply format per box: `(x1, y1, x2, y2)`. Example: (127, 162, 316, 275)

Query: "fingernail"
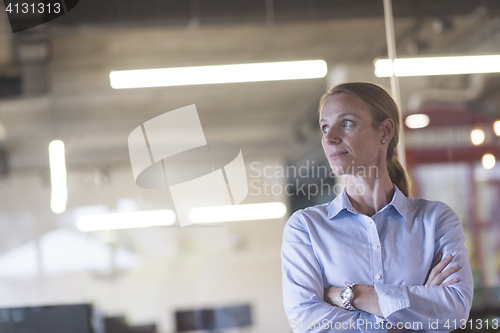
(454, 265, 459, 268)
(446, 254, 452, 259)
(454, 278, 459, 281)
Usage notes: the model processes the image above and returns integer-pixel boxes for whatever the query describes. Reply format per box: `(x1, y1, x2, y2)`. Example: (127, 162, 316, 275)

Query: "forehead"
(320, 92, 371, 120)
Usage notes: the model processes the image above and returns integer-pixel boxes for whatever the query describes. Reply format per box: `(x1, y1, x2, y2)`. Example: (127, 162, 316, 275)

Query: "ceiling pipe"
(406, 74, 488, 111)
(265, 0, 277, 60)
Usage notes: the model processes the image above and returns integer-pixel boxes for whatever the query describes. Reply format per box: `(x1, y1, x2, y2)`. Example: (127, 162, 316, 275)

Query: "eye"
(342, 120, 354, 127)
(321, 125, 329, 134)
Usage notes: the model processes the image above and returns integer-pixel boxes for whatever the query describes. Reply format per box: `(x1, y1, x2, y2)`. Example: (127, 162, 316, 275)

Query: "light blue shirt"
(281, 183, 473, 332)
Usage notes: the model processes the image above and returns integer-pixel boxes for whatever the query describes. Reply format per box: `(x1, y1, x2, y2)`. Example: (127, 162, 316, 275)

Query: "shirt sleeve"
(282, 211, 388, 333)
(374, 202, 474, 331)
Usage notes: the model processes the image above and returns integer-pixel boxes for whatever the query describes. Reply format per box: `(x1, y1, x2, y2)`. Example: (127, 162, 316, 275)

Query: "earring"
(382, 140, 388, 143)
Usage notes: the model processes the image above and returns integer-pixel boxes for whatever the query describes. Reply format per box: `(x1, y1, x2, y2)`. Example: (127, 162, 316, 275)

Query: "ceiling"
(0, 0, 498, 261)
(0, 0, 499, 177)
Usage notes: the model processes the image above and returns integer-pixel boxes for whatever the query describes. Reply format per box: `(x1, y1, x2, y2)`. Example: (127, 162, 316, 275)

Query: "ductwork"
(14, 37, 50, 96)
(0, 18, 21, 98)
(406, 74, 488, 111)
(0, 31, 49, 98)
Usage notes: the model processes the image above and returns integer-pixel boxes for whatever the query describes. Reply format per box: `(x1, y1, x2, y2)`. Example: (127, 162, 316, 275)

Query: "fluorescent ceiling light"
(482, 154, 496, 170)
(76, 210, 176, 231)
(49, 140, 67, 214)
(405, 114, 430, 129)
(470, 129, 485, 145)
(374, 55, 500, 77)
(494, 120, 500, 136)
(189, 202, 287, 224)
(110, 60, 327, 89)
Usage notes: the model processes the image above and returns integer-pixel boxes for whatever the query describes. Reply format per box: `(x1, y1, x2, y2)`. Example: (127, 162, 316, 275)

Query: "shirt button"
(372, 245, 379, 250)
(375, 274, 381, 280)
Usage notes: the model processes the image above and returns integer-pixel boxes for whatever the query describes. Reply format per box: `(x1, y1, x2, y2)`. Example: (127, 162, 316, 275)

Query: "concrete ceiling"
(0, 1, 499, 176)
(0, 0, 499, 260)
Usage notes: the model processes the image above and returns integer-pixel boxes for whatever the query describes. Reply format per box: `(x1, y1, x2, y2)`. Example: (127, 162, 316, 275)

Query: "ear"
(380, 118, 395, 142)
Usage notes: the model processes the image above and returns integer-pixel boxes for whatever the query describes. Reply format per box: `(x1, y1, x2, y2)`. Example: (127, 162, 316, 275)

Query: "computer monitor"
(175, 304, 252, 331)
(104, 316, 131, 333)
(0, 303, 93, 333)
(128, 324, 157, 333)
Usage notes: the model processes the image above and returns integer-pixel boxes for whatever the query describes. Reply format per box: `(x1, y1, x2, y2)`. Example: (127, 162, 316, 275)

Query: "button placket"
(366, 216, 384, 284)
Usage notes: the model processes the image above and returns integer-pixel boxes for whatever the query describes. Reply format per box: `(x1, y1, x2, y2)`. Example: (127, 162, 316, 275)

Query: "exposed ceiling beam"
(42, 0, 500, 30)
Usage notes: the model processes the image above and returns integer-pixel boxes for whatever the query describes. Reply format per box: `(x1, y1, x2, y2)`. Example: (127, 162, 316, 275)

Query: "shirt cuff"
(374, 284, 410, 318)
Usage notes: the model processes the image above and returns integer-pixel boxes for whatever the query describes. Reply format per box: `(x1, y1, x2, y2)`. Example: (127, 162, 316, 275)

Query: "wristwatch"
(340, 283, 357, 310)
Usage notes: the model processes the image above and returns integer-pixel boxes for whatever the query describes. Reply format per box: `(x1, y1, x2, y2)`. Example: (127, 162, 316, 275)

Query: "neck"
(343, 172, 395, 217)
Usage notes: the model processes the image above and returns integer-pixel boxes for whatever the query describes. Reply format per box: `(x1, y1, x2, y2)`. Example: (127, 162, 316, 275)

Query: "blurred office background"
(0, 0, 500, 332)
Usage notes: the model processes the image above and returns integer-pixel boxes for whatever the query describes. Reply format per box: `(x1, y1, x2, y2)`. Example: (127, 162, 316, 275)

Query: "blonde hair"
(318, 82, 412, 197)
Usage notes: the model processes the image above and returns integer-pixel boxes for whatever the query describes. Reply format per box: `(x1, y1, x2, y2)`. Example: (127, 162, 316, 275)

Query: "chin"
(328, 164, 347, 176)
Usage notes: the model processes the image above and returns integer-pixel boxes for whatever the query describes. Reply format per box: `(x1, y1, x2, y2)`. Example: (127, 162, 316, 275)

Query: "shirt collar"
(327, 183, 408, 220)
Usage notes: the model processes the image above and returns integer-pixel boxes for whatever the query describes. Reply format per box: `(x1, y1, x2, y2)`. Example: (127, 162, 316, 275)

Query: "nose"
(324, 127, 341, 145)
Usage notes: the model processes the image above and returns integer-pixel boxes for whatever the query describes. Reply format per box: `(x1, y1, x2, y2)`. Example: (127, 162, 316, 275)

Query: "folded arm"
(282, 211, 386, 333)
(324, 203, 474, 331)
(325, 254, 461, 333)
(325, 253, 461, 313)
(376, 203, 473, 330)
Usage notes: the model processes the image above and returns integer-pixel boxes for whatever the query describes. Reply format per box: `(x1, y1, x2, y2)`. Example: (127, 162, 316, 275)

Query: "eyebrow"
(319, 113, 360, 123)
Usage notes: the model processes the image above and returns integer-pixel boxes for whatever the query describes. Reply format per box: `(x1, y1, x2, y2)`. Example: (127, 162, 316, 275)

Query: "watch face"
(341, 288, 353, 299)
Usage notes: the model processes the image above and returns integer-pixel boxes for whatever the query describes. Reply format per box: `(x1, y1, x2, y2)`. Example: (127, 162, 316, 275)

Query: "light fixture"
(470, 129, 485, 146)
(188, 202, 287, 224)
(49, 140, 67, 214)
(374, 55, 500, 77)
(76, 210, 177, 231)
(405, 114, 430, 129)
(482, 154, 496, 170)
(494, 120, 500, 136)
(110, 60, 327, 89)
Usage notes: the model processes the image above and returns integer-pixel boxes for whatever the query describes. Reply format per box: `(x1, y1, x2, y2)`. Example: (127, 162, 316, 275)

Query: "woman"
(281, 82, 473, 333)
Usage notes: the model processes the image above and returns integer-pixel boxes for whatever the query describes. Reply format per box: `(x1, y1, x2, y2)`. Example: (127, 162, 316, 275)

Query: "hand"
(425, 253, 461, 286)
(324, 286, 342, 307)
(324, 284, 384, 317)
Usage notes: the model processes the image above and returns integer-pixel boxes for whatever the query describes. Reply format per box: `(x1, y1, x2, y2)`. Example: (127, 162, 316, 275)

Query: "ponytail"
(387, 155, 412, 198)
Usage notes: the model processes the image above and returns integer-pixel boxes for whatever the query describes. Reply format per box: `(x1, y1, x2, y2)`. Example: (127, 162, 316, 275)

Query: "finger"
(430, 265, 461, 286)
(430, 254, 453, 277)
(426, 253, 447, 284)
(441, 277, 460, 287)
(428, 264, 459, 286)
(431, 252, 443, 269)
(427, 253, 443, 283)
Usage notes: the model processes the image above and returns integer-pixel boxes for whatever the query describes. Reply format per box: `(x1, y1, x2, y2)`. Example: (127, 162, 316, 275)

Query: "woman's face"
(319, 92, 387, 177)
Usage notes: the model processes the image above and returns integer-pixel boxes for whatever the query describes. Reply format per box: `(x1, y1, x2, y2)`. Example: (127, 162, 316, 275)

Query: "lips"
(329, 152, 348, 160)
